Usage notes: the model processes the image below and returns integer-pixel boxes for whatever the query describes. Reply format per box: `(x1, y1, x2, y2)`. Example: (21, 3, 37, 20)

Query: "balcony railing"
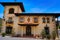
(6, 20, 13, 24)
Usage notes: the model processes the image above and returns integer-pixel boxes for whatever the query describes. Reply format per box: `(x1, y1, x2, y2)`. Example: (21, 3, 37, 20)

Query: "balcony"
(18, 21, 39, 26)
(6, 20, 13, 24)
(18, 24, 38, 26)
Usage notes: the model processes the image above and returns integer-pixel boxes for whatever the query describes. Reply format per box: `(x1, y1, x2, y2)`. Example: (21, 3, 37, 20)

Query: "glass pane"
(42, 18, 45, 23)
(34, 18, 38, 23)
(47, 18, 50, 23)
(20, 18, 24, 23)
(9, 8, 14, 13)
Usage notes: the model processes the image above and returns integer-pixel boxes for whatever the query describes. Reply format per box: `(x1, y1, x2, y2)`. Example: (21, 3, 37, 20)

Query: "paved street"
(0, 36, 60, 40)
(0, 36, 41, 40)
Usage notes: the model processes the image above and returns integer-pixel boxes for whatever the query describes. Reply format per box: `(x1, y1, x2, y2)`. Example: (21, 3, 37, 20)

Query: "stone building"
(0, 2, 60, 37)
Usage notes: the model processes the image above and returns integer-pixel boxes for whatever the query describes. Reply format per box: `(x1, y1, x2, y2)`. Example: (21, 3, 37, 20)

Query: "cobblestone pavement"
(0, 36, 60, 40)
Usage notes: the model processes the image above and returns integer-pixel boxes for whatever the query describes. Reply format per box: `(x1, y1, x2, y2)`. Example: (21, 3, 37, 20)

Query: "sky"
(0, 0, 60, 20)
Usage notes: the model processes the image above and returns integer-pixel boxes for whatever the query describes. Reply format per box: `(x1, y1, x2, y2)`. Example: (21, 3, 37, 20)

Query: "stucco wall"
(2, 5, 23, 33)
(17, 16, 56, 36)
(2, 5, 56, 37)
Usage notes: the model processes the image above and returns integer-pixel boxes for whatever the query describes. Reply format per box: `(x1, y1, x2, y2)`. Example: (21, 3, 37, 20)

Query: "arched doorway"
(44, 26, 49, 35)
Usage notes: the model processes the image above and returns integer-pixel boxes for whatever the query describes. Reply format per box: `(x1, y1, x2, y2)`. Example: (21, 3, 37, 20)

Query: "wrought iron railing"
(6, 20, 13, 24)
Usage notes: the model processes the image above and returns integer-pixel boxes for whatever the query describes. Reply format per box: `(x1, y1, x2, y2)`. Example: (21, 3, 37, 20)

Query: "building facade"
(0, 2, 60, 37)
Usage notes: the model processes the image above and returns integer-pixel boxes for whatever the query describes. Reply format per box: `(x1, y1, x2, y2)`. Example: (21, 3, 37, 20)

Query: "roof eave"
(14, 13, 60, 17)
(0, 2, 25, 12)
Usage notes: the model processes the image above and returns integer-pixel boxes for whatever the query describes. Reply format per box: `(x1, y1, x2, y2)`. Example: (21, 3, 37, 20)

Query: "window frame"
(20, 17, 24, 23)
(9, 8, 14, 14)
(34, 17, 38, 23)
(6, 27, 12, 34)
(42, 17, 45, 23)
(47, 18, 50, 23)
(44, 27, 49, 35)
(8, 17, 12, 21)
(52, 16, 55, 21)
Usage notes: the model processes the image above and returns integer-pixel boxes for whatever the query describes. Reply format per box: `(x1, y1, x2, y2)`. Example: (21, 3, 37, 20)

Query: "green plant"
(52, 30, 56, 40)
(46, 34, 51, 40)
(2, 33, 6, 37)
(41, 29, 46, 39)
(58, 26, 60, 29)
(41, 29, 51, 40)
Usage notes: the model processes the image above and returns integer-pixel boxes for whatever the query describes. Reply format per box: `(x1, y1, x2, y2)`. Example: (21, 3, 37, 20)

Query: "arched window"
(47, 18, 50, 23)
(42, 17, 45, 23)
(9, 8, 14, 13)
(44, 27, 49, 35)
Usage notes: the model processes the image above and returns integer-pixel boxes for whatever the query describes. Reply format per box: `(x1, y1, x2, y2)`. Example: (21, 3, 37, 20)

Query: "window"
(34, 18, 38, 23)
(6, 27, 12, 34)
(47, 18, 50, 23)
(8, 17, 12, 21)
(44, 27, 49, 35)
(20, 17, 24, 23)
(9, 8, 14, 13)
(52, 17, 55, 21)
(9, 17, 12, 20)
(7, 17, 13, 23)
(42, 18, 45, 23)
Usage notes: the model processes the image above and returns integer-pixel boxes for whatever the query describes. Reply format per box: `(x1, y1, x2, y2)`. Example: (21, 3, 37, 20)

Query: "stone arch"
(9, 8, 14, 13)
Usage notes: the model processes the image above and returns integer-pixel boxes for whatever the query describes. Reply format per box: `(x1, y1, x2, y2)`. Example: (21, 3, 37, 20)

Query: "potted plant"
(46, 34, 51, 40)
(41, 29, 46, 39)
(52, 30, 56, 40)
(58, 26, 60, 29)
(41, 29, 51, 40)
(2, 33, 6, 37)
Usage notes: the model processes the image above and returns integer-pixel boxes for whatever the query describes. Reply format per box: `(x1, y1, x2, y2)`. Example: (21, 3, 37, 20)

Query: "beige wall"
(2, 5, 23, 33)
(17, 16, 56, 36)
(3, 5, 23, 22)
(2, 5, 56, 37)
(2, 14, 56, 36)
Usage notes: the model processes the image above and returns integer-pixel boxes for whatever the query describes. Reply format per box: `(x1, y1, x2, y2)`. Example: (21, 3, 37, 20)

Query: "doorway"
(26, 26, 31, 36)
(44, 27, 49, 35)
(6, 27, 12, 34)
